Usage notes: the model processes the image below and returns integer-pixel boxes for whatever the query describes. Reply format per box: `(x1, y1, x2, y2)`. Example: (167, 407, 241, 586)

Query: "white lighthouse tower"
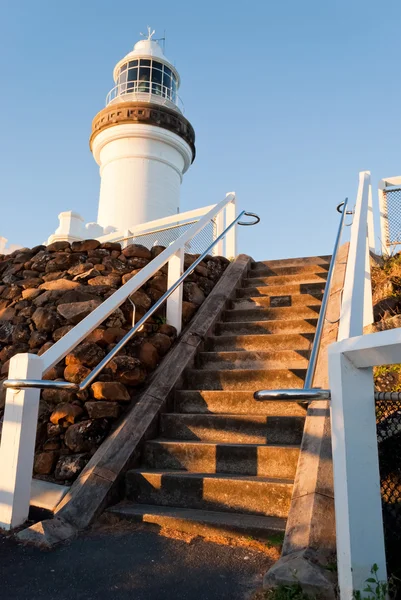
(90, 29, 196, 232)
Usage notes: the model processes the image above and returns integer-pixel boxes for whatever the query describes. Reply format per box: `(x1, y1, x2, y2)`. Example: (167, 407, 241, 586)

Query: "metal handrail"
(254, 199, 351, 403)
(3, 211, 260, 393)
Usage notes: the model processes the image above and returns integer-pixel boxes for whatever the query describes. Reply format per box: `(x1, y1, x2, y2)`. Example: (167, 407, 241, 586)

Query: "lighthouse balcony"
(106, 82, 184, 113)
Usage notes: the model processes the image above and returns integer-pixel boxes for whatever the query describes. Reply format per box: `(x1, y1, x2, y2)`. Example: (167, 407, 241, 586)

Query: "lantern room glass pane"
(138, 66, 150, 92)
(128, 60, 138, 68)
(118, 68, 128, 94)
(151, 64, 163, 96)
(140, 59, 151, 66)
(126, 66, 138, 91)
(163, 73, 172, 97)
(127, 67, 138, 81)
(171, 77, 177, 101)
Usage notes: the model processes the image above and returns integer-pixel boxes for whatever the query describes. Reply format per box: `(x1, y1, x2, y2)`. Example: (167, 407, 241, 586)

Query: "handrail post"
(367, 182, 375, 254)
(166, 247, 185, 335)
(338, 171, 371, 341)
(225, 193, 237, 259)
(213, 210, 225, 257)
(121, 230, 131, 250)
(329, 341, 387, 598)
(0, 353, 44, 530)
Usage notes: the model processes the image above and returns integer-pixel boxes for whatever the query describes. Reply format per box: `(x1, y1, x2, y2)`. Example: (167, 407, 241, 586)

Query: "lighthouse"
(90, 29, 196, 232)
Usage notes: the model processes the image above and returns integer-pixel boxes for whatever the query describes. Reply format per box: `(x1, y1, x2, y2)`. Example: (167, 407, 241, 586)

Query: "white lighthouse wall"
(93, 124, 193, 231)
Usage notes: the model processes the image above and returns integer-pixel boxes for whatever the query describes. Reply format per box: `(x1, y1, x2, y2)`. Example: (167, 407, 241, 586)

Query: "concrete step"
(183, 368, 306, 390)
(224, 306, 321, 323)
(160, 414, 305, 444)
(207, 333, 314, 352)
(215, 319, 317, 336)
(244, 273, 328, 287)
(258, 256, 331, 268)
(232, 294, 323, 310)
(251, 264, 330, 278)
(107, 502, 287, 540)
(125, 470, 294, 518)
(174, 390, 308, 416)
(236, 283, 326, 298)
(143, 440, 300, 478)
(197, 350, 309, 370)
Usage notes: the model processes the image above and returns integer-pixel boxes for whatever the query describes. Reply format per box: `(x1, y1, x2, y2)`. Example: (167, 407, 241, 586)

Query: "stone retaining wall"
(0, 240, 229, 483)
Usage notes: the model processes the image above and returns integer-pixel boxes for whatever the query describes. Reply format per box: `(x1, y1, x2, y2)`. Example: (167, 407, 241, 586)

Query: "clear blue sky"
(0, 0, 400, 259)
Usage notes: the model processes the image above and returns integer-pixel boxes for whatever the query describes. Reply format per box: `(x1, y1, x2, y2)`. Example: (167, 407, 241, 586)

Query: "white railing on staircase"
(0, 192, 260, 531)
(328, 170, 390, 599)
(254, 170, 394, 598)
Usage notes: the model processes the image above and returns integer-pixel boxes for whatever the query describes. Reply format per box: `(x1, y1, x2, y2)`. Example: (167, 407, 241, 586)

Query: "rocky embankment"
(368, 253, 401, 391)
(0, 240, 229, 483)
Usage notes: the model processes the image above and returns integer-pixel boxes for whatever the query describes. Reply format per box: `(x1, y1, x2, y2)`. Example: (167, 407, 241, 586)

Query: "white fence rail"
(95, 201, 236, 259)
(0, 193, 238, 531)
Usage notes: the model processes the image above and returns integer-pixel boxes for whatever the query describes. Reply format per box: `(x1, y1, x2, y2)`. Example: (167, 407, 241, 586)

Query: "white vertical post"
(0, 353, 44, 530)
(364, 232, 374, 329)
(121, 230, 131, 250)
(338, 171, 371, 341)
(378, 181, 389, 256)
(212, 210, 225, 257)
(166, 247, 184, 335)
(329, 344, 387, 599)
(367, 183, 375, 255)
(225, 193, 237, 259)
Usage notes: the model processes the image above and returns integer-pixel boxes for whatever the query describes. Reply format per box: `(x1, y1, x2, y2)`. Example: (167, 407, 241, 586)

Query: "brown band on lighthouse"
(90, 102, 196, 160)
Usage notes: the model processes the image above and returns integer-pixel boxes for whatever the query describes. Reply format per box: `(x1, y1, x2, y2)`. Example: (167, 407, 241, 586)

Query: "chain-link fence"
(121, 219, 217, 255)
(376, 394, 401, 587)
(382, 188, 401, 248)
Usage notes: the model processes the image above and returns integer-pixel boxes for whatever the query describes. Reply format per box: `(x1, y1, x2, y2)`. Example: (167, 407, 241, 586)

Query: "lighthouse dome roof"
(112, 33, 179, 86)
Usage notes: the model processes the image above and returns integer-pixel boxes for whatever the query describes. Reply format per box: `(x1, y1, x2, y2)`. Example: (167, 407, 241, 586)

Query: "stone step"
(160, 414, 305, 444)
(251, 264, 330, 277)
(197, 350, 309, 370)
(125, 470, 294, 518)
(232, 294, 323, 309)
(183, 368, 306, 390)
(207, 332, 314, 352)
(143, 440, 300, 478)
(224, 306, 321, 323)
(107, 502, 287, 540)
(244, 273, 328, 287)
(258, 256, 331, 268)
(216, 319, 317, 336)
(174, 390, 308, 416)
(236, 283, 326, 298)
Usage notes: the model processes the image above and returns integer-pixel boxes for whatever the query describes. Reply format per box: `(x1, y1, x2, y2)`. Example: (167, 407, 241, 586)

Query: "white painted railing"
(95, 202, 236, 259)
(329, 171, 390, 598)
(0, 193, 238, 531)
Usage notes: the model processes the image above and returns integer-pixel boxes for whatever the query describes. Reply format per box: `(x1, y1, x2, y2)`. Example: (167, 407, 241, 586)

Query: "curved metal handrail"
(3, 210, 260, 393)
(238, 212, 260, 226)
(337, 199, 354, 215)
(255, 198, 350, 402)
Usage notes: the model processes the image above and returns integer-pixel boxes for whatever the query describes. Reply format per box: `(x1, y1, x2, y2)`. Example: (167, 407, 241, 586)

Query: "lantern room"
(106, 30, 182, 112)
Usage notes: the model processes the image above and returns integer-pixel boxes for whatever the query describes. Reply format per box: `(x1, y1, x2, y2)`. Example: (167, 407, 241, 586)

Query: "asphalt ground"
(0, 522, 274, 600)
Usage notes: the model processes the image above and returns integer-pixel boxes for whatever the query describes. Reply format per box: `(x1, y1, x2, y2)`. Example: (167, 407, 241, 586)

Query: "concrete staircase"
(108, 255, 330, 539)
